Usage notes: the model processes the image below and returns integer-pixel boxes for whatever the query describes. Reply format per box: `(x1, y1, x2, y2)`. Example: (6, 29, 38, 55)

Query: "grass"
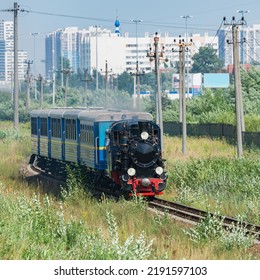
(0, 121, 259, 260)
(163, 136, 260, 226)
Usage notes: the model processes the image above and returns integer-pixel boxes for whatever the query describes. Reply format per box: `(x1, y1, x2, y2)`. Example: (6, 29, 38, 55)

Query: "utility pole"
(81, 69, 92, 107)
(173, 36, 184, 123)
(30, 32, 39, 100)
(61, 68, 73, 107)
(101, 61, 112, 109)
(13, 2, 19, 129)
(174, 36, 192, 155)
(233, 25, 243, 159)
(52, 31, 56, 106)
(130, 61, 145, 110)
(2, 3, 27, 129)
(181, 15, 193, 98)
(24, 60, 33, 112)
(225, 17, 245, 158)
(147, 32, 167, 152)
(37, 74, 45, 109)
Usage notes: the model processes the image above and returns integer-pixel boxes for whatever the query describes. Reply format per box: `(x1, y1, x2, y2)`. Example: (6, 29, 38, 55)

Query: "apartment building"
(0, 20, 28, 86)
(219, 24, 260, 66)
(45, 26, 219, 79)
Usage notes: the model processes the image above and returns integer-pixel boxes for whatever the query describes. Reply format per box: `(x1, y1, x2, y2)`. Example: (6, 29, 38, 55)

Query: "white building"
(0, 20, 28, 87)
(84, 30, 219, 75)
(45, 26, 219, 77)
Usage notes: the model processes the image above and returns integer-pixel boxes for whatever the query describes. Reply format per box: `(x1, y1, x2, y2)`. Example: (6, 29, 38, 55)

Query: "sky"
(1, 0, 260, 74)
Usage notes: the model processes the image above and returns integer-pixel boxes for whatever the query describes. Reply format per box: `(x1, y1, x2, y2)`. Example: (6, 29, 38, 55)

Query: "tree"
(117, 71, 134, 94)
(191, 46, 224, 74)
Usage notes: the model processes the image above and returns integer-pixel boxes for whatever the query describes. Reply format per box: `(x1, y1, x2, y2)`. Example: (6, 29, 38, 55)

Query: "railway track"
(26, 164, 260, 242)
(149, 198, 260, 242)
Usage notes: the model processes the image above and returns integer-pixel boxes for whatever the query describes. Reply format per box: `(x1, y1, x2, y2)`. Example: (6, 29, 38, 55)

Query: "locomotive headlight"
(142, 178, 151, 187)
(141, 131, 149, 140)
(155, 166, 164, 175)
(127, 167, 136, 176)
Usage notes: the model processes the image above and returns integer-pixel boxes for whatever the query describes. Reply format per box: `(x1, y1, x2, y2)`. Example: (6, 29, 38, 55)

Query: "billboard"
(204, 73, 230, 88)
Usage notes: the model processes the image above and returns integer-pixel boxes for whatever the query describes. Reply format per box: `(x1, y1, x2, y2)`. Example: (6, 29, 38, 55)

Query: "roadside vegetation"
(0, 54, 260, 259)
(0, 122, 259, 260)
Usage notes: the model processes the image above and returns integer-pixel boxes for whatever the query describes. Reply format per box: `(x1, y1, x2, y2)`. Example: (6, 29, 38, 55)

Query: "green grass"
(0, 121, 259, 260)
(163, 137, 260, 225)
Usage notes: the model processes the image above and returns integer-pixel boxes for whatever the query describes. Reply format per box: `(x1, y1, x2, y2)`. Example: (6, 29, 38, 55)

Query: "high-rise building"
(0, 20, 28, 86)
(219, 24, 260, 66)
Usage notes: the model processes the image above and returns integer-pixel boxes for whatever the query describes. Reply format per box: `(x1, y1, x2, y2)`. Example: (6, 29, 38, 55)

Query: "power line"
(28, 10, 220, 33)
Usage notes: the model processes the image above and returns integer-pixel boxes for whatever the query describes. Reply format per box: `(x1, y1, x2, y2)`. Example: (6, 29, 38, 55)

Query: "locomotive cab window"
(112, 131, 121, 146)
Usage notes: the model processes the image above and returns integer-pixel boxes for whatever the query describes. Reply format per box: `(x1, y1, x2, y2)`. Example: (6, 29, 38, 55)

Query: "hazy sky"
(1, 0, 260, 74)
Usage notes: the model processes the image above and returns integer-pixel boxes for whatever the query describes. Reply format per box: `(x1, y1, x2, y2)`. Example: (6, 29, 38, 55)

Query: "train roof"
(30, 108, 153, 122)
(78, 110, 153, 122)
(30, 108, 83, 119)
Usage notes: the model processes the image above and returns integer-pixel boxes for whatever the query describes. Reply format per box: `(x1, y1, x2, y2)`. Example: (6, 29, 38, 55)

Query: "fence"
(163, 122, 260, 148)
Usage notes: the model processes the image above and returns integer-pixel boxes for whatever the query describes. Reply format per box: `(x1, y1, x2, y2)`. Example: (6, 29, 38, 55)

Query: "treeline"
(1, 66, 260, 132)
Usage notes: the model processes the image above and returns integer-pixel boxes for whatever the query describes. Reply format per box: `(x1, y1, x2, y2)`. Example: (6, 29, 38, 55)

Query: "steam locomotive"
(30, 108, 167, 197)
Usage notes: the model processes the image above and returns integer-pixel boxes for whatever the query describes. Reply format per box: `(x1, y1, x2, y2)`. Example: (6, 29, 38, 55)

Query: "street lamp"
(181, 15, 193, 97)
(94, 25, 101, 91)
(132, 19, 142, 108)
(30, 32, 39, 100)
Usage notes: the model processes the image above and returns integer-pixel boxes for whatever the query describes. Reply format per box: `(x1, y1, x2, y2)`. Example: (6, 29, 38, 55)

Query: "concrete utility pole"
(225, 17, 245, 158)
(174, 36, 192, 155)
(30, 32, 39, 100)
(61, 68, 73, 107)
(233, 25, 243, 159)
(37, 74, 44, 109)
(181, 42, 186, 155)
(13, 2, 19, 129)
(80, 69, 92, 107)
(101, 61, 112, 109)
(130, 61, 145, 110)
(24, 60, 33, 112)
(173, 36, 184, 123)
(52, 31, 56, 106)
(181, 15, 193, 98)
(147, 32, 167, 152)
(2, 2, 28, 128)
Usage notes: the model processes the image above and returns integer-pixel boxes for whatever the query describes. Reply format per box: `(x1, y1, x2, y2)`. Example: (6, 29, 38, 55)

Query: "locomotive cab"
(106, 118, 167, 196)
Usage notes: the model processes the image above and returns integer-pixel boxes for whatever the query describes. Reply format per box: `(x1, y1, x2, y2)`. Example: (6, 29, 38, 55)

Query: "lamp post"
(181, 15, 193, 97)
(30, 32, 39, 100)
(94, 25, 101, 91)
(132, 19, 142, 109)
(52, 31, 56, 106)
